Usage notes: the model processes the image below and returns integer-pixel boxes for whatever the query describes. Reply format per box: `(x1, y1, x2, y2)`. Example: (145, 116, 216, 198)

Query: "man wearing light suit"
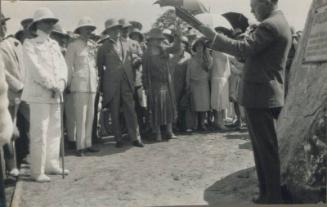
(65, 17, 99, 156)
(97, 19, 144, 148)
(199, 0, 291, 204)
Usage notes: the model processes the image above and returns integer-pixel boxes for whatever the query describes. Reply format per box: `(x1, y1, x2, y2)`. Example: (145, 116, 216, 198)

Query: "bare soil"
(17, 130, 257, 207)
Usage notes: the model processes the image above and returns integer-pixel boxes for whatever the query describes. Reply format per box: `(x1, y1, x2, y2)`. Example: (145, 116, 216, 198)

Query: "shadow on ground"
(204, 167, 258, 206)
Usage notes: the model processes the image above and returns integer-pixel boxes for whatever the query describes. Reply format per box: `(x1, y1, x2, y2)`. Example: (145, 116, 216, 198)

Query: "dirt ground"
(17, 130, 258, 207)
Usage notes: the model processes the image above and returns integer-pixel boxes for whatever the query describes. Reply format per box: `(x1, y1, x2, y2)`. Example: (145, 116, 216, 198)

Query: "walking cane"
(59, 93, 65, 179)
(11, 98, 20, 175)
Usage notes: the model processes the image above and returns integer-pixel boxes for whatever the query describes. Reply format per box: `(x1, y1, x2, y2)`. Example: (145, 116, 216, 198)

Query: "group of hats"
(102, 18, 144, 41)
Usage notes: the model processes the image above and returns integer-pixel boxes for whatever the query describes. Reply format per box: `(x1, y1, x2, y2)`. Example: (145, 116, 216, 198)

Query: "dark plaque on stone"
(304, 4, 327, 63)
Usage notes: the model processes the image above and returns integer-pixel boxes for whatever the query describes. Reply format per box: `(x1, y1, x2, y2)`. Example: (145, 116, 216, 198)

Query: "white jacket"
(65, 38, 98, 93)
(22, 30, 68, 104)
(0, 54, 13, 146)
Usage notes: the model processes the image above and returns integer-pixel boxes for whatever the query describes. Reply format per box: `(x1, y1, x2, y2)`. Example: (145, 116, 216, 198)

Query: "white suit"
(22, 30, 68, 178)
(65, 38, 98, 150)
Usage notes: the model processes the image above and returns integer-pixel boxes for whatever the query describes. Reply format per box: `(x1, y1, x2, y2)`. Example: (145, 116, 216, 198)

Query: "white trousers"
(74, 93, 96, 150)
(64, 93, 76, 142)
(29, 103, 61, 177)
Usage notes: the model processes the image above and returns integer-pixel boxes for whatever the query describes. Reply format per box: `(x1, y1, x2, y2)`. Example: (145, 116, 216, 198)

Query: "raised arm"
(199, 23, 276, 58)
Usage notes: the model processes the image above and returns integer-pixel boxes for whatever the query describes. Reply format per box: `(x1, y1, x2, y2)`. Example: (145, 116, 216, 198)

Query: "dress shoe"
(87, 147, 100, 153)
(47, 168, 70, 175)
(9, 168, 20, 177)
(166, 133, 177, 139)
(76, 150, 85, 157)
(132, 140, 144, 148)
(34, 174, 51, 183)
(116, 141, 124, 148)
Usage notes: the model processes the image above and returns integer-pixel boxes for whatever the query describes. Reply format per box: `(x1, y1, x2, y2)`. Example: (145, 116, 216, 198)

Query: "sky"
(2, 0, 313, 35)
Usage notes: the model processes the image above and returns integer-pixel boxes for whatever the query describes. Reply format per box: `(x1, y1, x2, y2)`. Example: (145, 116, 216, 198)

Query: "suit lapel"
(108, 40, 123, 63)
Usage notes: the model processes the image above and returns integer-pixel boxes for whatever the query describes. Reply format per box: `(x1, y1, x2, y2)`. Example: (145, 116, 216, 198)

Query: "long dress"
(186, 57, 211, 112)
(210, 51, 231, 112)
(143, 50, 176, 127)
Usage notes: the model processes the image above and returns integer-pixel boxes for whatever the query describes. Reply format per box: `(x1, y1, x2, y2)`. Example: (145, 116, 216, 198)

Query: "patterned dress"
(143, 50, 176, 127)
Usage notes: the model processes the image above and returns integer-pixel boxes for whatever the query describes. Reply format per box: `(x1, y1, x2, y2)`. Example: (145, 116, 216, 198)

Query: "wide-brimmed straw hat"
(74, 16, 96, 34)
(118, 18, 132, 28)
(102, 19, 122, 35)
(0, 13, 10, 24)
(147, 28, 165, 40)
(29, 7, 58, 31)
(129, 28, 144, 42)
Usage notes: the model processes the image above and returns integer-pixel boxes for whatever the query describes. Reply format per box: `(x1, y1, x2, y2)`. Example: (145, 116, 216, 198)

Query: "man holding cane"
(22, 7, 69, 182)
(197, 0, 291, 204)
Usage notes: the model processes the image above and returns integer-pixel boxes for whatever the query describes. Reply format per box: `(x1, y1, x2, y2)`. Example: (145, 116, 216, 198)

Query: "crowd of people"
(0, 6, 248, 183)
(0, 0, 303, 204)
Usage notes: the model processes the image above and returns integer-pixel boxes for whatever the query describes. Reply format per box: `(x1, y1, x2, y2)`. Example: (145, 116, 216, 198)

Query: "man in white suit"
(22, 7, 69, 182)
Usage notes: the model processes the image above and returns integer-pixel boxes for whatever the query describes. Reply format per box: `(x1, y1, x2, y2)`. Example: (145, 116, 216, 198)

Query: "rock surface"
(278, 0, 327, 203)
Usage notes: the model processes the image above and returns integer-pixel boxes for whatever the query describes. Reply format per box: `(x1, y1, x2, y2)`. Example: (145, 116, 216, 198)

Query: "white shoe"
(34, 174, 51, 183)
(47, 168, 70, 175)
(9, 168, 20, 177)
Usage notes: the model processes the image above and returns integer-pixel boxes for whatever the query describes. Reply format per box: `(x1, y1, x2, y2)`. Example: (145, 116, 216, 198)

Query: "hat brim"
(102, 25, 122, 35)
(130, 31, 144, 41)
(74, 25, 96, 34)
(29, 18, 59, 31)
(51, 31, 70, 39)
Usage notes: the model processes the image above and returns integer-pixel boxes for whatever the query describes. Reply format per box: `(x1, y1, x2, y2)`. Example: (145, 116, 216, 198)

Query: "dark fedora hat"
(102, 18, 122, 35)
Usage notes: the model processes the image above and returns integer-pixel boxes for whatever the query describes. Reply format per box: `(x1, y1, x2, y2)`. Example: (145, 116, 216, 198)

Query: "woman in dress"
(142, 28, 180, 141)
(186, 37, 212, 131)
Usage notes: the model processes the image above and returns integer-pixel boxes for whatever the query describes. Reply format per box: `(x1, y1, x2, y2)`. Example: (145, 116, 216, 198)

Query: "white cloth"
(0, 37, 25, 104)
(0, 54, 13, 146)
(74, 93, 96, 150)
(22, 30, 68, 104)
(65, 38, 98, 93)
(29, 103, 61, 177)
(210, 51, 231, 111)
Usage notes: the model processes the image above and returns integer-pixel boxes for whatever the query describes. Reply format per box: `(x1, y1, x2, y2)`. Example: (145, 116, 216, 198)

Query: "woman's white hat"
(29, 7, 58, 31)
(74, 16, 96, 34)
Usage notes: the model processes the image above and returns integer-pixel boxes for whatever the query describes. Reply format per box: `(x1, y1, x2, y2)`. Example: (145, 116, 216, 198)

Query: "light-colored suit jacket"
(65, 38, 98, 93)
(22, 32, 68, 104)
(0, 37, 25, 104)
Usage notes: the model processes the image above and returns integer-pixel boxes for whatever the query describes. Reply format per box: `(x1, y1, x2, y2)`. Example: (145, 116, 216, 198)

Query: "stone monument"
(278, 0, 327, 203)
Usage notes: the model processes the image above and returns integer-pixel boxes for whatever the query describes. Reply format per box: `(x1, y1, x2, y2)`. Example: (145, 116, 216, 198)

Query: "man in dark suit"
(97, 19, 144, 148)
(199, 0, 292, 204)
